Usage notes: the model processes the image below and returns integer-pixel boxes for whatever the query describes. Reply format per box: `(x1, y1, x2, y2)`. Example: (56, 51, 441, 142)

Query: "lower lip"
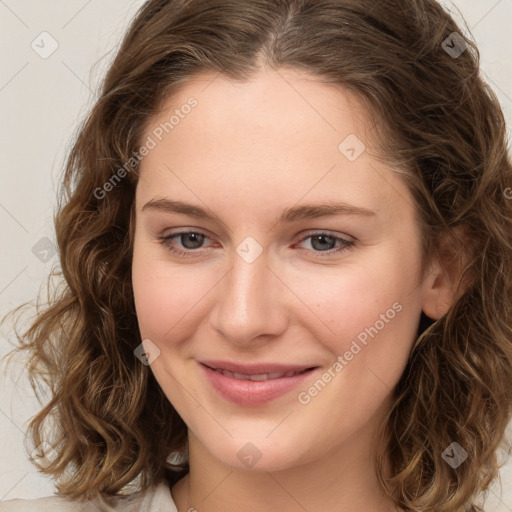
(200, 363, 317, 407)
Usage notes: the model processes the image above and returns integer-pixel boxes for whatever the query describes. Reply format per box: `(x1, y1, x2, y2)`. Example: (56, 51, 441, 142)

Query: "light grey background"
(0, 0, 511, 507)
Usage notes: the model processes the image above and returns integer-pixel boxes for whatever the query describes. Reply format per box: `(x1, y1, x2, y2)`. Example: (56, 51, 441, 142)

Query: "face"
(131, 67, 429, 472)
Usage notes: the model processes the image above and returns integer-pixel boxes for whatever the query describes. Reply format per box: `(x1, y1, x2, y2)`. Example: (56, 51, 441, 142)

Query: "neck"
(171, 403, 400, 512)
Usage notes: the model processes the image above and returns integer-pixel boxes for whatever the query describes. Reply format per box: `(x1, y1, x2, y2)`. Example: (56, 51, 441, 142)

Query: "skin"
(131, 66, 459, 512)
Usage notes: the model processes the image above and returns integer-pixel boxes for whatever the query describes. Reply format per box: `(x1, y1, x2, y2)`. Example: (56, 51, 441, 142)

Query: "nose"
(208, 243, 289, 346)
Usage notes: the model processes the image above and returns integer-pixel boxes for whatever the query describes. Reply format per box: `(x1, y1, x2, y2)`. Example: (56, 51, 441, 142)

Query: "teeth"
(215, 369, 305, 380)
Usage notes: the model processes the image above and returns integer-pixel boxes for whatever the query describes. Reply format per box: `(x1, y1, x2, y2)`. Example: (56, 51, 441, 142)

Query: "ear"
(421, 225, 473, 320)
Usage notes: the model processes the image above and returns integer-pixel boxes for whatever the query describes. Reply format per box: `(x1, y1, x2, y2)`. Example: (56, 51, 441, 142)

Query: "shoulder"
(0, 481, 177, 512)
(0, 495, 85, 512)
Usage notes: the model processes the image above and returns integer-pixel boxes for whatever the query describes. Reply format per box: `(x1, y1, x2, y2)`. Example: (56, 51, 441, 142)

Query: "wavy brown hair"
(2, 0, 512, 510)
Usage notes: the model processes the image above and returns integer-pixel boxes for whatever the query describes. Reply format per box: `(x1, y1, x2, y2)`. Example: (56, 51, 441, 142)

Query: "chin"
(194, 425, 316, 473)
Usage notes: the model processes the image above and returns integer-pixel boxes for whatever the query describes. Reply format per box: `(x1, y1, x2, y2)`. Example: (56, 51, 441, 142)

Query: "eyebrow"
(141, 198, 377, 224)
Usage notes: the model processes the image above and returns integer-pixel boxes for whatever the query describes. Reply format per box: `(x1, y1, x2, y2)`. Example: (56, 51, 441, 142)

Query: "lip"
(200, 360, 315, 375)
(199, 360, 319, 407)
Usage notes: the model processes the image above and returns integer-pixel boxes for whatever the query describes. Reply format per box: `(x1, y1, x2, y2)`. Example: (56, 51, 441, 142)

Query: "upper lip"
(200, 360, 317, 375)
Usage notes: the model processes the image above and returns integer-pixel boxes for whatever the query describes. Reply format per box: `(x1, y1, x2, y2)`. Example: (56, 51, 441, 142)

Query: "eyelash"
(158, 230, 355, 258)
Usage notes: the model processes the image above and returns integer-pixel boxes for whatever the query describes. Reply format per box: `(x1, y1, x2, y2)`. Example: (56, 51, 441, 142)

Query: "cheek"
(131, 242, 216, 342)
(287, 244, 422, 360)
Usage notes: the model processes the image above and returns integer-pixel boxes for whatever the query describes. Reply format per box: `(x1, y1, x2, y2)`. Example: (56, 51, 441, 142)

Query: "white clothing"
(0, 482, 177, 512)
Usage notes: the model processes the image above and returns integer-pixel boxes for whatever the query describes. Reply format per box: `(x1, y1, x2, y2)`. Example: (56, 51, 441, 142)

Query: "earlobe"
(421, 226, 473, 320)
(421, 259, 455, 320)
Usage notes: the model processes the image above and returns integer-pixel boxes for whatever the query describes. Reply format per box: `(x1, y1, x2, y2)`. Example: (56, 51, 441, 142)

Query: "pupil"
(183, 233, 204, 249)
(312, 235, 334, 251)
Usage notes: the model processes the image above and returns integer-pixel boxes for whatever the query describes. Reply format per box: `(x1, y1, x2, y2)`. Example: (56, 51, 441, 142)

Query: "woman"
(2, 0, 511, 510)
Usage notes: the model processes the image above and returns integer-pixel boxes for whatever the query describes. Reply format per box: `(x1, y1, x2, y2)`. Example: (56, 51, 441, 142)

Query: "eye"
(159, 231, 213, 257)
(158, 230, 355, 258)
(295, 232, 355, 256)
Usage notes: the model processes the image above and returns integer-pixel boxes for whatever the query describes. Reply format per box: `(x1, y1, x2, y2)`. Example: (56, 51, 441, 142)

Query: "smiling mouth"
(199, 362, 319, 406)
(209, 367, 311, 381)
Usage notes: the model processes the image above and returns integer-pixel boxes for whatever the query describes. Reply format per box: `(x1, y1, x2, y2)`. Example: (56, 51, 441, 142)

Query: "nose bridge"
(210, 239, 286, 343)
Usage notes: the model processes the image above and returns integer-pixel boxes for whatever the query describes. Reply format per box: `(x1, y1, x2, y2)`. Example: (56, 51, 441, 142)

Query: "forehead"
(136, 68, 412, 224)
(144, 67, 372, 148)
